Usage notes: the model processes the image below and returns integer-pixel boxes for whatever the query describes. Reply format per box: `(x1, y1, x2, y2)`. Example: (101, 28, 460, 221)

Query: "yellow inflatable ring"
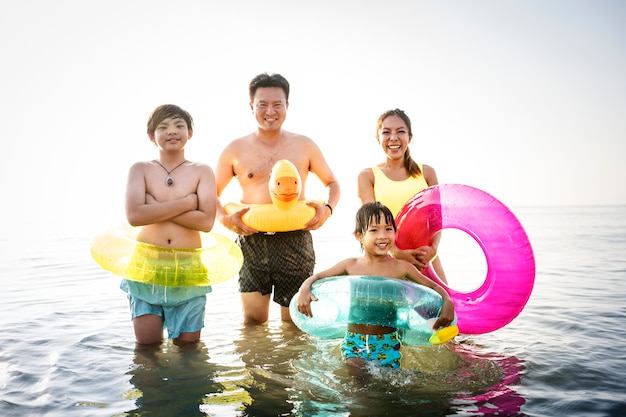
(224, 159, 322, 232)
(90, 224, 243, 286)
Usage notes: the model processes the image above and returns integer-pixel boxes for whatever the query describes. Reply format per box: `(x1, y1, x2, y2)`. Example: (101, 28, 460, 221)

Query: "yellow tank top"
(372, 165, 429, 218)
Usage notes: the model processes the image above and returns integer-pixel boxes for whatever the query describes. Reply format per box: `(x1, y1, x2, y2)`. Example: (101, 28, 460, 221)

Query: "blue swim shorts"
(126, 293, 207, 340)
(341, 330, 402, 368)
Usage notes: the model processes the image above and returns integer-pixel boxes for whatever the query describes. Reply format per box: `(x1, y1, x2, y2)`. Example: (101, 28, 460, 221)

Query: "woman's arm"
(357, 168, 376, 204)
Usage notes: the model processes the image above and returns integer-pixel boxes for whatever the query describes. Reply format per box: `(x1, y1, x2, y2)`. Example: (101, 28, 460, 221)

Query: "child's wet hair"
(354, 202, 397, 236)
(147, 104, 194, 136)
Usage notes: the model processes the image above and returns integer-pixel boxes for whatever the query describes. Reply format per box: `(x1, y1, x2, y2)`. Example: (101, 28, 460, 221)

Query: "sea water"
(1, 206, 625, 416)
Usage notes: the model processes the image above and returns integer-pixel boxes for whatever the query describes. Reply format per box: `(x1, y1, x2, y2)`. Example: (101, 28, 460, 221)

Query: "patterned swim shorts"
(237, 230, 315, 307)
(341, 330, 402, 368)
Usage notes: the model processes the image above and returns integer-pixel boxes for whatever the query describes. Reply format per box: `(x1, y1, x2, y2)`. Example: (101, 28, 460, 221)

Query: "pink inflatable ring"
(395, 184, 535, 335)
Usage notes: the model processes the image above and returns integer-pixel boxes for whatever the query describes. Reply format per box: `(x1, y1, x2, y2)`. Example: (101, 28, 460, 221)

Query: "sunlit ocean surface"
(1, 206, 625, 417)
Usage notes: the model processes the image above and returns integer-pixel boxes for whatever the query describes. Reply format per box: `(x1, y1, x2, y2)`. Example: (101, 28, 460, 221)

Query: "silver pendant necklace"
(154, 160, 187, 186)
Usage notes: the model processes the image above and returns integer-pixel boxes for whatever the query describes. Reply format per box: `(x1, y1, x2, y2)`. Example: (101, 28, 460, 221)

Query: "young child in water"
(296, 202, 454, 376)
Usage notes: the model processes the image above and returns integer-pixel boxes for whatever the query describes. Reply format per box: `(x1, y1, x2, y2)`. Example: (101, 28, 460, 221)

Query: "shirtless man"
(215, 73, 340, 324)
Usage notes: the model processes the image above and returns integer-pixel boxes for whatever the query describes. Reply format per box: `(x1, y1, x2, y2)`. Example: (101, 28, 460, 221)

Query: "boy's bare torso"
(136, 162, 203, 249)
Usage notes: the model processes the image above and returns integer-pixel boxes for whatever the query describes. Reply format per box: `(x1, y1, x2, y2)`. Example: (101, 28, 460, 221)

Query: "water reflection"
(449, 343, 527, 416)
(121, 323, 526, 416)
(125, 341, 253, 416)
(231, 322, 308, 416)
(288, 337, 527, 416)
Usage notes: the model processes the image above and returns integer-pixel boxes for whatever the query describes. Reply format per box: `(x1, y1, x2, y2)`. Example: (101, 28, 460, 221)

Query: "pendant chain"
(154, 160, 188, 186)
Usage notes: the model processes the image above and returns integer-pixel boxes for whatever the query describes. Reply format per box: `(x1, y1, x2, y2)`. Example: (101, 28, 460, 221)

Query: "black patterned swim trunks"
(237, 230, 315, 307)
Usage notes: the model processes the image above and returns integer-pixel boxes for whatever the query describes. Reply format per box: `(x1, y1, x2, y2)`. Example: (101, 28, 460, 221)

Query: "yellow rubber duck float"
(224, 159, 322, 232)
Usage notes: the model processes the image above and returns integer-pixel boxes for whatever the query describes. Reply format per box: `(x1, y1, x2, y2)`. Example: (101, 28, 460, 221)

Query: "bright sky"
(2, 0, 625, 240)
